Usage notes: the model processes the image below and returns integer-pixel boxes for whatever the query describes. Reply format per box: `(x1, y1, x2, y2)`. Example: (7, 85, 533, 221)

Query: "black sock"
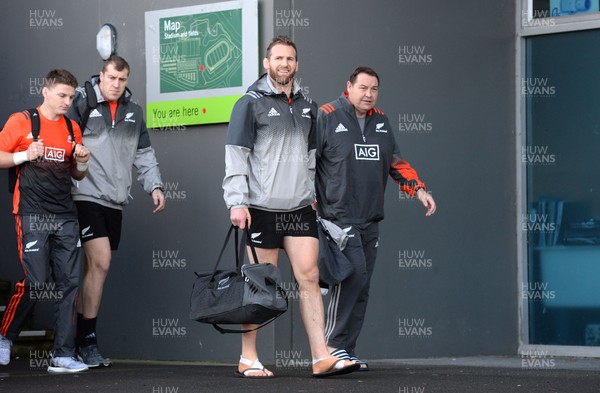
(76, 313, 98, 348)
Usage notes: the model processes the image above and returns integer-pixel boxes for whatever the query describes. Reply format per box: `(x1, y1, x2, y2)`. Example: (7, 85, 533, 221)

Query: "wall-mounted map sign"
(145, 0, 258, 128)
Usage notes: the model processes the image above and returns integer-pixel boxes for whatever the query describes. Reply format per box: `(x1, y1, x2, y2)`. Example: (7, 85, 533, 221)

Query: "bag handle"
(239, 228, 259, 265)
(209, 224, 257, 281)
(208, 225, 240, 281)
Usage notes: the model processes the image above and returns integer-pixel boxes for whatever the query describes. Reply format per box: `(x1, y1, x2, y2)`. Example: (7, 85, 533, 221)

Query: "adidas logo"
(375, 123, 387, 133)
(267, 108, 280, 117)
(335, 123, 348, 133)
(89, 109, 102, 118)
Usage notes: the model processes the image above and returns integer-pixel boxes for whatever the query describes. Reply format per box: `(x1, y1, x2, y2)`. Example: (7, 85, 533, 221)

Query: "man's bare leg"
(238, 247, 279, 377)
(79, 237, 111, 318)
(283, 236, 331, 361)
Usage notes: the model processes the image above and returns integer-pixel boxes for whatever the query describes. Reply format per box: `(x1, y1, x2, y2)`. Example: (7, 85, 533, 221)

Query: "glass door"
(524, 28, 600, 347)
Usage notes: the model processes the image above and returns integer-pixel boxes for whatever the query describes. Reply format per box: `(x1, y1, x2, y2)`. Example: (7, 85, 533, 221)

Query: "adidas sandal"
(312, 357, 360, 378)
(349, 355, 369, 371)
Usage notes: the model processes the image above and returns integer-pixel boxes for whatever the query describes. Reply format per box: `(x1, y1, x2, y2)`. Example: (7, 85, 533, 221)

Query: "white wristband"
(13, 151, 28, 165)
(76, 162, 89, 172)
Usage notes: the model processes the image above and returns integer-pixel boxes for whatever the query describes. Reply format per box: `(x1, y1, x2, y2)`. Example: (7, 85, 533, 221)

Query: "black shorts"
(247, 205, 318, 249)
(75, 201, 122, 250)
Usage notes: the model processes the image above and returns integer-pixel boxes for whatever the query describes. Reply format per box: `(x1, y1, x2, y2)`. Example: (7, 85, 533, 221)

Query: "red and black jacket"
(315, 93, 425, 225)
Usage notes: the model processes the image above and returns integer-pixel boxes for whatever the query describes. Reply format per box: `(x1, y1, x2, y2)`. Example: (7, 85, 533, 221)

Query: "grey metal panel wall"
(0, 0, 517, 363)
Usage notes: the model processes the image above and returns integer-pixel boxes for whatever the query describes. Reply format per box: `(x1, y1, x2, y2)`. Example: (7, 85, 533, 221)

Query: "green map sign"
(159, 10, 242, 93)
(145, 1, 258, 128)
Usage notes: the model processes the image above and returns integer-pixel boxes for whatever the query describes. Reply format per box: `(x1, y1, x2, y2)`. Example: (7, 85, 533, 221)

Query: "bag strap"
(78, 80, 98, 133)
(209, 225, 239, 281)
(7, 109, 40, 193)
(238, 228, 259, 265)
(207, 225, 255, 282)
(64, 114, 75, 155)
(27, 108, 41, 141)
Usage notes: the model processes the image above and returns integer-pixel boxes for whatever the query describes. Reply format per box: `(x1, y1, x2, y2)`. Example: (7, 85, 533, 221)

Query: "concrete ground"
(1, 356, 599, 393)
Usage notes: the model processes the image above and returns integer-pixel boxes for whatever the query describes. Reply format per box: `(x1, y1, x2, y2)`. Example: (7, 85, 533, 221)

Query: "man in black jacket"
(316, 66, 436, 370)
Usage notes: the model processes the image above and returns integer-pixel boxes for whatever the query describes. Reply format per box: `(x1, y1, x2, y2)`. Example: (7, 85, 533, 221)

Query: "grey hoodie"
(68, 76, 163, 210)
(223, 74, 317, 212)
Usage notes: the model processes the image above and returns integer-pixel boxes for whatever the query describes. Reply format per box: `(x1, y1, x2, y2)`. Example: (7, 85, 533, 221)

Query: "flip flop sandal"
(235, 357, 275, 379)
(312, 357, 360, 378)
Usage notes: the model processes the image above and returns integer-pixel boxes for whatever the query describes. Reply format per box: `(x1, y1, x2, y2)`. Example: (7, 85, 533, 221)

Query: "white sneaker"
(47, 356, 88, 373)
(0, 335, 11, 366)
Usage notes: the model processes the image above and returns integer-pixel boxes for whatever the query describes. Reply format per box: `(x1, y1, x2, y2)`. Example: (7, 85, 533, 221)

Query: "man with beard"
(223, 36, 358, 378)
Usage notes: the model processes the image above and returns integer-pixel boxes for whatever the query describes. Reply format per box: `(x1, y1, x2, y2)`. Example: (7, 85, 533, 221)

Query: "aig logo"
(44, 147, 65, 161)
(354, 144, 380, 160)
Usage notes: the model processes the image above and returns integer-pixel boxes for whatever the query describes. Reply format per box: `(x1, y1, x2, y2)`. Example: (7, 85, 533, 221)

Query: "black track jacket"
(315, 93, 425, 225)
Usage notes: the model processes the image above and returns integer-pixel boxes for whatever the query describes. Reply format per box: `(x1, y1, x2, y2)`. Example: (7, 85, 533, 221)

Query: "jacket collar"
(338, 91, 375, 117)
(251, 73, 302, 98)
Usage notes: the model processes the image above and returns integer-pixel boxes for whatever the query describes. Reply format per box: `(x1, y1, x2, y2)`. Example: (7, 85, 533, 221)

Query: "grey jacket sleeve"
(133, 118, 163, 194)
(222, 94, 256, 209)
(223, 145, 251, 209)
(307, 148, 316, 185)
(134, 146, 163, 194)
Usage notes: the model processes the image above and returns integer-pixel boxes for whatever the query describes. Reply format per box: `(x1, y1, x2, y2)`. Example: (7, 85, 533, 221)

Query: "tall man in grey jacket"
(223, 36, 358, 378)
(67, 55, 165, 367)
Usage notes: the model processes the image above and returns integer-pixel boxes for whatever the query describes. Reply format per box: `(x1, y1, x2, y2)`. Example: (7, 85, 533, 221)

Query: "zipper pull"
(112, 119, 115, 129)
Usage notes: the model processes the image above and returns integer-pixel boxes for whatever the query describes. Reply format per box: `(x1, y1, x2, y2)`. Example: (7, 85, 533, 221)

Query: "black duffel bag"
(189, 225, 288, 334)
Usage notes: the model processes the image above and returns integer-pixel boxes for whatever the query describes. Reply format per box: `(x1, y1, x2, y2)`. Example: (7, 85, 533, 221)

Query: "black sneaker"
(77, 344, 112, 368)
